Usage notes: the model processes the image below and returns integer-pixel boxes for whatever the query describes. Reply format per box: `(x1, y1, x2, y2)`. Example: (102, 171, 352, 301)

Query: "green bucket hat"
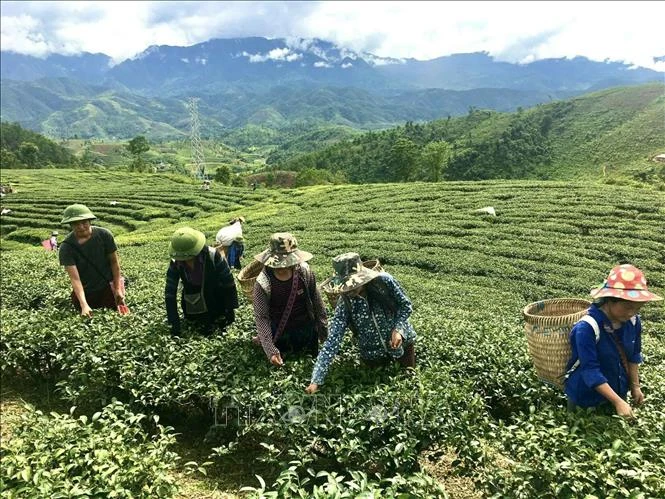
(323, 252, 381, 294)
(61, 204, 97, 225)
(169, 227, 207, 260)
(254, 232, 313, 268)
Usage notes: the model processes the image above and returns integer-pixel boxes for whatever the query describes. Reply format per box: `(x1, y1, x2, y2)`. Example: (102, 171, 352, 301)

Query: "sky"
(1, 1, 664, 70)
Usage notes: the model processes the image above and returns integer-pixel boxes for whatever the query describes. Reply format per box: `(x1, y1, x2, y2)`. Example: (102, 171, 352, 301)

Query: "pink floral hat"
(590, 264, 662, 302)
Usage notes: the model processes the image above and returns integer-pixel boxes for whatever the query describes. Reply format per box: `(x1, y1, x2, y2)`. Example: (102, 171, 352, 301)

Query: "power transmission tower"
(187, 97, 206, 180)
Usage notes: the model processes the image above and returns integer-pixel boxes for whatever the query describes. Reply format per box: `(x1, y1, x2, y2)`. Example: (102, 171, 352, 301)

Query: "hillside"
(276, 83, 665, 182)
(0, 121, 77, 168)
(1, 169, 664, 497)
(1, 77, 572, 140)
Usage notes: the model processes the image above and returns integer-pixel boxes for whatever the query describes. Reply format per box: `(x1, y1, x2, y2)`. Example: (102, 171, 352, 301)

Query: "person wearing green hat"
(305, 252, 417, 394)
(165, 227, 239, 336)
(252, 232, 328, 366)
(59, 203, 126, 317)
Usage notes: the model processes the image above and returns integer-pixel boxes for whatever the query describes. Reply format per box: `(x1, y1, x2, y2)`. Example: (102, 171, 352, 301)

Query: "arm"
(594, 383, 633, 416)
(65, 265, 92, 317)
(108, 251, 124, 304)
(309, 300, 351, 388)
(308, 270, 328, 340)
(253, 282, 279, 361)
(213, 251, 239, 310)
(574, 324, 631, 415)
(383, 275, 413, 339)
(628, 317, 644, 405)
(164, 263, 181, 333)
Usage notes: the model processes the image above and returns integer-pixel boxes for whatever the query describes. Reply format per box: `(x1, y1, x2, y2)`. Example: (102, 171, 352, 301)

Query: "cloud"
(313, 61, 331, 68)
(1, 0, 664, 70)
(239, 48, 302, 63)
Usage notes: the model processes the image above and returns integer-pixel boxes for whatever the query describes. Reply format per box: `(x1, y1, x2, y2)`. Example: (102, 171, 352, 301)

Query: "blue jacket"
(564, 303, 642, 408)
(310, 273, 416, 385)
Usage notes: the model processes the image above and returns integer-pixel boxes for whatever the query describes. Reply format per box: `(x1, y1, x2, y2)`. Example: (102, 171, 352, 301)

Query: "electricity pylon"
(187, 97, 206, 180)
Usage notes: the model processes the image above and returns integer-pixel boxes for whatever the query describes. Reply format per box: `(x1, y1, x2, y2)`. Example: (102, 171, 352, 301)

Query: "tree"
(420, 141, 451, 182)
(0, 148, 20, 169)
(18, 142, 39, 168)
(386, 137, 417, 182)
(214, 165, 231, 184)
(126, 136, 150, 171)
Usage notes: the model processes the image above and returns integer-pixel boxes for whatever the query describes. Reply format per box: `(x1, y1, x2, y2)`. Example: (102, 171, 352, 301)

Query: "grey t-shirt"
(59, 226, 117, 292)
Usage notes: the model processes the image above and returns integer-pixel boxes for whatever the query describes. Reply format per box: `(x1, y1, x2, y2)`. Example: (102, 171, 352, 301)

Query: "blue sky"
(1, 1, 663, 70)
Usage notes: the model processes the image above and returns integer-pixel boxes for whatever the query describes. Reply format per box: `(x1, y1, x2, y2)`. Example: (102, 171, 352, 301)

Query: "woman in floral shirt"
(306, 252, 416, 393)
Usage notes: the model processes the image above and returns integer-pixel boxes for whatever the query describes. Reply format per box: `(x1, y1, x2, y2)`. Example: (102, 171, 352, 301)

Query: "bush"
(0, 401, 179, 498)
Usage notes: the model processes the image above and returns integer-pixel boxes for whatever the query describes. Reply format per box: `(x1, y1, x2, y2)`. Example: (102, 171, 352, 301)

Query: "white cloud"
(341, 62, 353, 69)
(1, 1, 663, 70)
(313, 61, 331, 68)
(240, 47, 302, 63)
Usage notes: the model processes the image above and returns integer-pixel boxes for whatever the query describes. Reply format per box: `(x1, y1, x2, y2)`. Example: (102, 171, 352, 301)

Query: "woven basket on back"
(522, 298, 591, 390)
(236, 259, 263, 302)
(319, 259, 384, 308)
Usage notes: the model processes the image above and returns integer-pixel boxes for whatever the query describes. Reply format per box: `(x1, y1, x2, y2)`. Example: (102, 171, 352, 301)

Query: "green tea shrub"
(0, 401, 179, 498)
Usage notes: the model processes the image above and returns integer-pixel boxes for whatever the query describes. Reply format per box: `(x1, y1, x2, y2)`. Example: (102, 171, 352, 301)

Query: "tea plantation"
(1, 170, 664, 498)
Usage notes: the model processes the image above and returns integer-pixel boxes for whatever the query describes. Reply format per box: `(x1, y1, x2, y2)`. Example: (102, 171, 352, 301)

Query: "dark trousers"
(71, 284, 116, 311)
(274, 324, 318, 358)
(362, 343, 416, 368)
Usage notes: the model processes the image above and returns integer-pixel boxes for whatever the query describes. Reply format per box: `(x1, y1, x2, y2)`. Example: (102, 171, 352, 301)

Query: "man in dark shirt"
(58, 204, 126, 317)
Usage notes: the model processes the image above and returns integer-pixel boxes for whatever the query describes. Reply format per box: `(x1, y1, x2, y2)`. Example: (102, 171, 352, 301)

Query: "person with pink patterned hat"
(564, 264, 662, 417)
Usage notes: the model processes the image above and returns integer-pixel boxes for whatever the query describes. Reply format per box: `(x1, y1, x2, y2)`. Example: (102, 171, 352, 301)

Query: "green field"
(1, 170, 664, 497)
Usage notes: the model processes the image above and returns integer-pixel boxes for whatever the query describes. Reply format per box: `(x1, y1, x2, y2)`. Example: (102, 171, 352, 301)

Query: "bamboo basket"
(522, 298, 591, 390)
(236, 259, 264, 302)
(319, 259, 384, 308)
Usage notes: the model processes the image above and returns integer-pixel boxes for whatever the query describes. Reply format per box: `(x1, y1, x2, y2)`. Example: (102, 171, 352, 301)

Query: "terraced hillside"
(1, 170, 664, 497)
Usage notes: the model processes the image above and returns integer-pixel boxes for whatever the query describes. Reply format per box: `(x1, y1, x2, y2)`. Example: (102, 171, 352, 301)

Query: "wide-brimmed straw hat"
(323, 252, 381, 294)
(590, 264, 662, 302)
(254, 232, 312, 268)
(169, 227, 206, 261)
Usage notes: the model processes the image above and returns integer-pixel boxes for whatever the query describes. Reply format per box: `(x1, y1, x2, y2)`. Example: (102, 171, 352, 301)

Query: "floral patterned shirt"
(310, 273, 416, 385)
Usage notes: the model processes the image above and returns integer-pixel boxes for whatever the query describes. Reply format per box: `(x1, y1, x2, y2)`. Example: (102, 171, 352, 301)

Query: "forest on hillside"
(1, 122, 77, 169)
(273, 84, 665, 183)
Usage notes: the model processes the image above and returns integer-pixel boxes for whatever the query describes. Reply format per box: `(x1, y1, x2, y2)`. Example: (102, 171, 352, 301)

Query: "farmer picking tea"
(306, 252, 416, 394)
(252, 232, 328, 366)
(215, 216, 245, 270)
(165, 227, 239, 336)
(59, 204, 127, 317)
(565, 264, 662, 417)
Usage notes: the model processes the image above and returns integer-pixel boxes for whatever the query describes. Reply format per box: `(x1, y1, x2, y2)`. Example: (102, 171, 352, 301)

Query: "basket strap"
(564, 315, 600, 379)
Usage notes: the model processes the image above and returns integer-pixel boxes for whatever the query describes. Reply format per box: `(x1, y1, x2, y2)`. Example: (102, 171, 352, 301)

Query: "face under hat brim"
(62, 215, 97, 225)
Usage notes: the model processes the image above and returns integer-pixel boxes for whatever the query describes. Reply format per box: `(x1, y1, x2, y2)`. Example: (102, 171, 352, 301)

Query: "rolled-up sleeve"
(574, 324, 608, 389)
(311, 300, 350, 385)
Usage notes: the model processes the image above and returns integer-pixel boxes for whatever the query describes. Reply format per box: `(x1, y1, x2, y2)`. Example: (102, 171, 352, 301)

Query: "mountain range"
(1, 37, 662, 139)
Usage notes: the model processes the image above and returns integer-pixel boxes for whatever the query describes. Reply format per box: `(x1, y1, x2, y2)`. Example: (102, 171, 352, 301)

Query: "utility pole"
(187, 97, 206, 180)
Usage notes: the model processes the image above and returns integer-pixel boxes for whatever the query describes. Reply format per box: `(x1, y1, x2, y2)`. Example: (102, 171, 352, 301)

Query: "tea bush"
(0, 401, 179, 498)
(1, 171, 664, 496)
